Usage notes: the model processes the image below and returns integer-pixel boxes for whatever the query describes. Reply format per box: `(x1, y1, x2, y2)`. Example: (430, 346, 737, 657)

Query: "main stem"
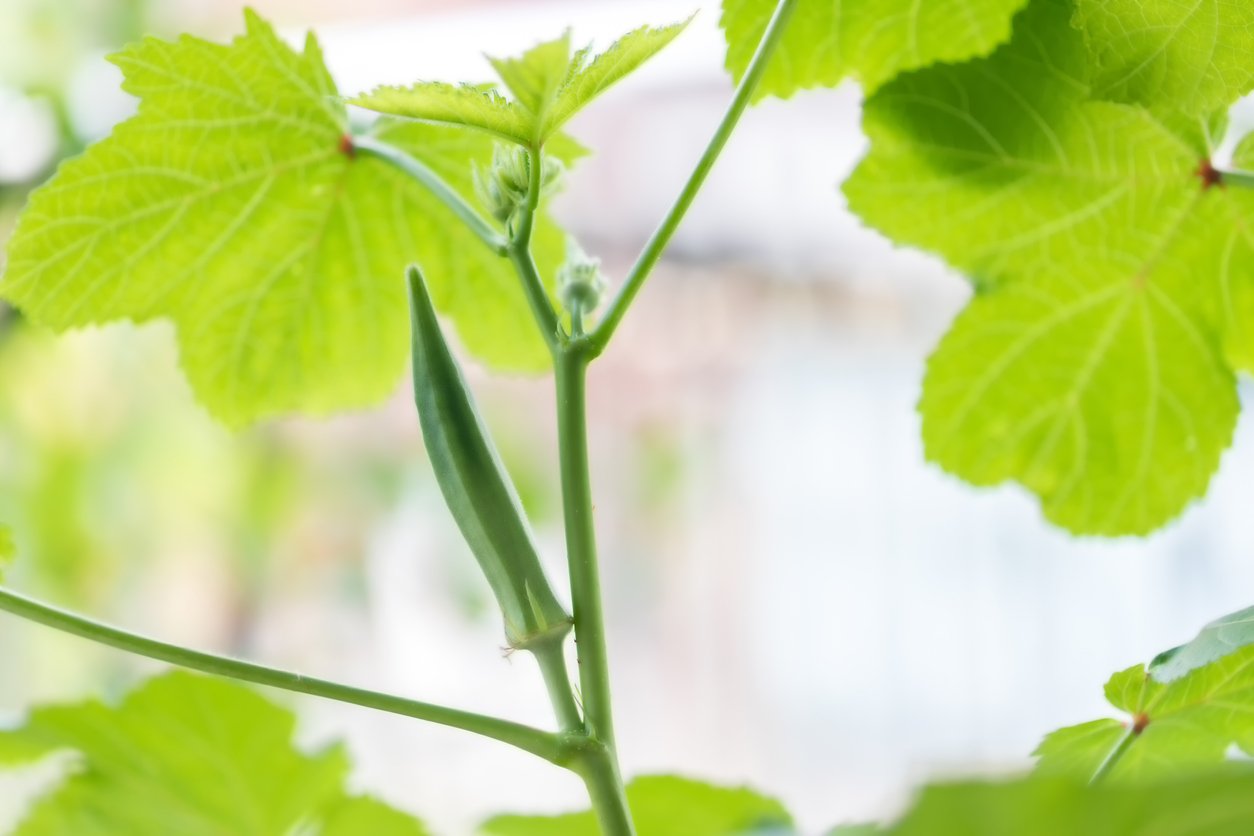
(556, 350, 613, 742)
(555, 345, 633, 836)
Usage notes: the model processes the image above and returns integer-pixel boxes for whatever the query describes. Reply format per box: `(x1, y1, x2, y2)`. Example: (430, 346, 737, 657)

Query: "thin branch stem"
(507, 147, 562, 348)
(589, 0, 800, 352)
(354, 135, 509, 256)
(0, 586, 564, 764)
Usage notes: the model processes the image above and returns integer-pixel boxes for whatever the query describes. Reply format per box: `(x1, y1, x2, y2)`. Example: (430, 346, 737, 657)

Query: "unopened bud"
(557, 239, 607, 315)
(473, 145, 564, 228)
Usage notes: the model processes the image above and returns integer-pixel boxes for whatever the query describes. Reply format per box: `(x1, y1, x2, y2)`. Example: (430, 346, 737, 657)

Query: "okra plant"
(5, 0, 1254, 832)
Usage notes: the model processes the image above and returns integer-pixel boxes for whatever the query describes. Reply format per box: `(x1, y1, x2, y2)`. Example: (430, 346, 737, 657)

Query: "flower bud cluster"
(474, 145, 563, 228)
(557, 239, 607, 316)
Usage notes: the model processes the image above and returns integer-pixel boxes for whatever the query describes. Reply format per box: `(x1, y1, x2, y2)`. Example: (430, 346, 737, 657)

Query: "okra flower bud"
(473, 145, 564, 228)
(557, 239, 607, 317)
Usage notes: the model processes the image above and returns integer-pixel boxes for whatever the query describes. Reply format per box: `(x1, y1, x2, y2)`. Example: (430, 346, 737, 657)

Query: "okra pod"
(407, 266, 571, 650)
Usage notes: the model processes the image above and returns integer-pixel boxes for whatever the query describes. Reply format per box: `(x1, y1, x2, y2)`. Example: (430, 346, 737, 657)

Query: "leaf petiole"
(353, 134, 510, 256)
(0, 585, 565, 763)
(1089, 724, 1138, 784)
(1220, 168, 1254, 190)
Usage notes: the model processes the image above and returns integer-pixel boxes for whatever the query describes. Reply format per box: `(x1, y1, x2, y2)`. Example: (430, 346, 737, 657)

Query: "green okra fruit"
(407, 266, 572, 650)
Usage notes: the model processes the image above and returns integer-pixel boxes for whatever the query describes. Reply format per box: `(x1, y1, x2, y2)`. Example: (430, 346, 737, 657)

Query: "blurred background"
(3, 1, 1254, 833)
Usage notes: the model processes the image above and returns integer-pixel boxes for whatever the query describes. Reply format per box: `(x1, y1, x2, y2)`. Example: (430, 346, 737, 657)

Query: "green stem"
(575, 743, 635, 836)
(354, 134, 509, 256)
(589, 0, 800, 352)
(0, 585, 563, 763)
(508, 147, 562, 348)
(554, 346, 634, 836)
(555, 348, 615, 746)
(1090, 725, 1138, 784)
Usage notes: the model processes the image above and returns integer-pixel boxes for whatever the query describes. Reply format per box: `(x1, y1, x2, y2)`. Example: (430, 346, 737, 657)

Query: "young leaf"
(1150, 604, 1254, 683)
(487, 32, 575, 121)
(352, 20, 688, 147)
(865, 770, 1254, 835)
(1, 12, 573, 427)
(348, 83, 535, 146)
(480, 775, 793, 835)
(0, 671, 430, 834)
(1074, 0, 1254, 117)
(1035, 651, 1254, 782)
(538, 21, 690, 136)
(845, 0, 1249, 535)
(720, 0, 1028, 99)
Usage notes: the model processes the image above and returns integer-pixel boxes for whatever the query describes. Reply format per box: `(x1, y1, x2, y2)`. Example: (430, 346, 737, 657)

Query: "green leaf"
(1, 11, 573, 427)
(0, 524, 14, 579)
(868, 769, 1254, 834)
(1235, 132, 1254, 169)
(1150, 604, 1254, 683)
(487, 31, 576, 122)
(481, 775, 793, 835)
(1035, 651, 1254, 782)
(918, 266, 1236, 535)
(348, 83, 535, 146)
(720, 0, 1028, 99)
(537, 21, 690, 136)
(0, 671, 429, 835)
(322, 796, 433, 836)
(845, 0, 1248, 535)
(1074, 0, 1254, 117)
(353, 20, 688, 146)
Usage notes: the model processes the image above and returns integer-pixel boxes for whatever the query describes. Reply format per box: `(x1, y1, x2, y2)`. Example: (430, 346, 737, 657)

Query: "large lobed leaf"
(1074, 0, 1254, 118)
(720, 0, 1029, 99)
(845, 0, 1254, 534)
(866, 770, 1254, 835)
(351, 20, 689, 147)
(0, 12, 573, 427)
(0, 671, 429, 834)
